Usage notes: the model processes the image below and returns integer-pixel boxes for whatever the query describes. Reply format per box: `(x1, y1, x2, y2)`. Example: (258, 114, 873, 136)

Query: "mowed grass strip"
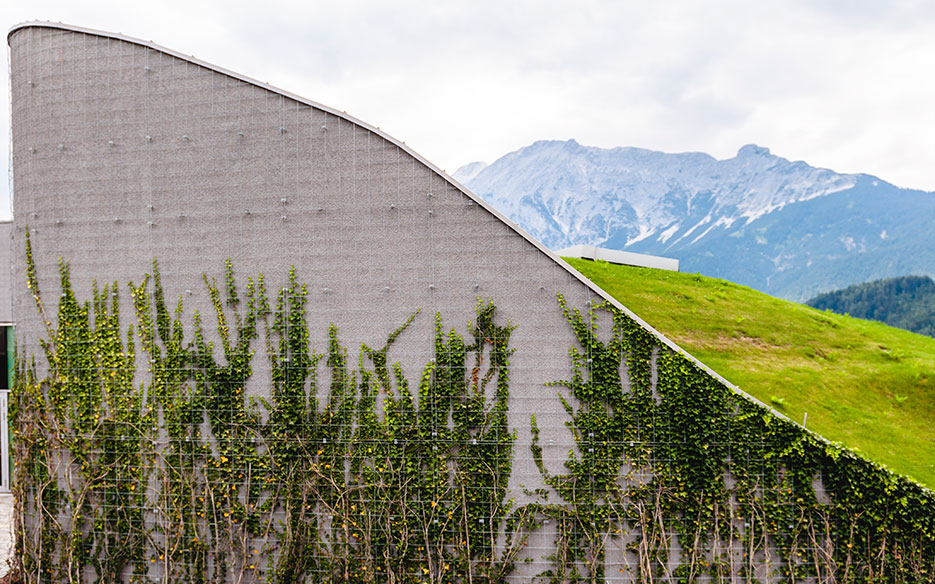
(566, 257, 935, 488)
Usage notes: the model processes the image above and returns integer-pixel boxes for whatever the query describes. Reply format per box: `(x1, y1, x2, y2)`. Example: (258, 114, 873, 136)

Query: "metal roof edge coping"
(9, 21, 929, 495)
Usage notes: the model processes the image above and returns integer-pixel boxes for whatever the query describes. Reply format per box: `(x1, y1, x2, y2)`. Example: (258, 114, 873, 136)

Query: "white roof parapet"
(556, 245, 679, 272)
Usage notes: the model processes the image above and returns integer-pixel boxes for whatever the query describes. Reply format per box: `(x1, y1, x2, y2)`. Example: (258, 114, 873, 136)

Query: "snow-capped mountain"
(455, 140, 935, 300)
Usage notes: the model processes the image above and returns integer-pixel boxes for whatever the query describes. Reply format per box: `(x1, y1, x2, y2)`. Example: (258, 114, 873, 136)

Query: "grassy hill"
(566, 257, 935, 488)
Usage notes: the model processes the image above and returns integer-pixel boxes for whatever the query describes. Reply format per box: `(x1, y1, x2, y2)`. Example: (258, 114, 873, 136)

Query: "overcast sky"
(5, 0, 935, 219)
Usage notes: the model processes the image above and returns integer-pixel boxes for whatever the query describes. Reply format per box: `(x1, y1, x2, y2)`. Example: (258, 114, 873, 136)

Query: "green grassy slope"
(566, 257, 935, 488)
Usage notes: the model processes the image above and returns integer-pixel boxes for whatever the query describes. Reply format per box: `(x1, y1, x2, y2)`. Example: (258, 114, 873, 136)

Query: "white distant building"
(556, 244, 679, 272)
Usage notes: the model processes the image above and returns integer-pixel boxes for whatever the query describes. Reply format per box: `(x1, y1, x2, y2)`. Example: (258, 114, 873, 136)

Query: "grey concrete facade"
(9, 18, 609, 485)
(9, 23, 633, 580)
(0, 222, 12, 324)
(8, 23, 719, 492)
(8, 23, 831, 583)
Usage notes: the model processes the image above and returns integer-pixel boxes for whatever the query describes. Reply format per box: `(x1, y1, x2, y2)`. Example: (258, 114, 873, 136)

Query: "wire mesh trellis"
(8, 23, 935, 584)
(13, 248, 935, 583)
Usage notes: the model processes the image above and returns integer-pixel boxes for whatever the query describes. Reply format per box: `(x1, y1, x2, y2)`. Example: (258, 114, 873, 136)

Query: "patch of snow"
(672, 215, 711, 245)
(626, 225, 657, 245)
(658, 224, 681, 244)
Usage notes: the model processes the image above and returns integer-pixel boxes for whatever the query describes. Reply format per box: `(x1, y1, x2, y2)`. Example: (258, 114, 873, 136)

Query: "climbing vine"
(11, 232, 935, 583)
(528, 294, 935, 583)
(12, 234, 522, 583)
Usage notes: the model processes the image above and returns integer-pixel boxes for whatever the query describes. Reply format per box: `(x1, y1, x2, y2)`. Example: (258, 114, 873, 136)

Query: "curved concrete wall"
(9, 22, 599, 427)
(15, 23, 930, 584)
(9, 23, 621, 581)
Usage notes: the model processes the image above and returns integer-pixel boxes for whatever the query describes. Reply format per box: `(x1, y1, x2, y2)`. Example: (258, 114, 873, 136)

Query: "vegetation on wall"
(12, 234, 935, 583)
(529, 295, 935, 583)
(14, 232, 523, 583)
(565, 256, 935, 489)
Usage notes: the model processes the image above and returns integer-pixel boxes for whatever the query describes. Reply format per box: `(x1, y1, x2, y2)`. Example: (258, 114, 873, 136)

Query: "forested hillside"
(807, 275, 935, 337)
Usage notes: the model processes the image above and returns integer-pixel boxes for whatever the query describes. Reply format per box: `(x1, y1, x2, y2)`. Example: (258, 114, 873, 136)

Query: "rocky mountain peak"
(457, 140, 934, 300)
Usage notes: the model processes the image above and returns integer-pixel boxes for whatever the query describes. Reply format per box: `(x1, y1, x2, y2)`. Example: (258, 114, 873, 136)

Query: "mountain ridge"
(456, 140, 935, 300)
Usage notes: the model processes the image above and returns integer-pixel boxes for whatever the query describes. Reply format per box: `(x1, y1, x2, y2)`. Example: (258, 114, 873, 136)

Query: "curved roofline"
(2, 20, 794, 419)
(10, 22, 899, 484)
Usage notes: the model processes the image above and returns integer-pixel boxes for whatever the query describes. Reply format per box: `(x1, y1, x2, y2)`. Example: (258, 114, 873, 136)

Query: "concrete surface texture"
(8, 22, 621, 580)
(7, 22, 845, 584)
(0, 223, 12, 324)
